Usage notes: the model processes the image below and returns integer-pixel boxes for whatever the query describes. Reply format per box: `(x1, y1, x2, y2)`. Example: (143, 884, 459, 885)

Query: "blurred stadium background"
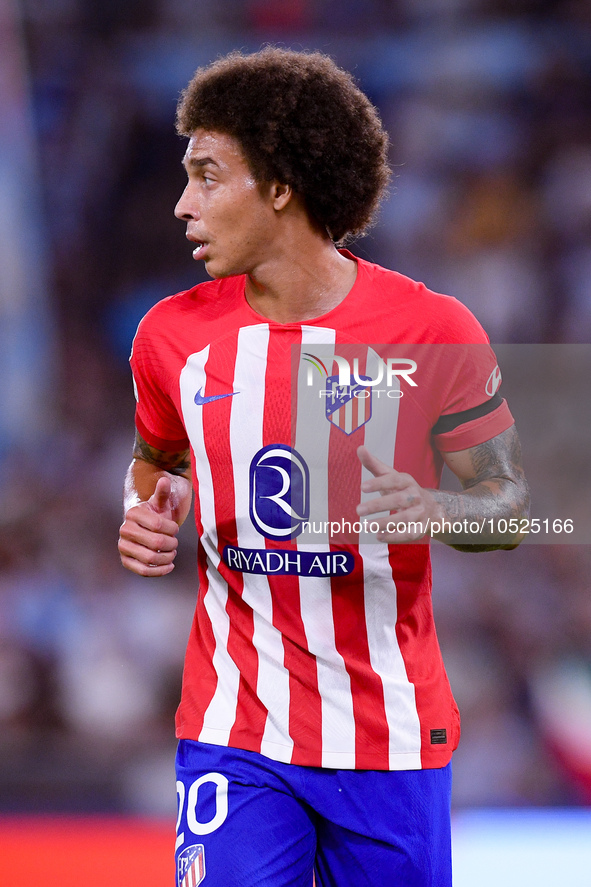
(0, 0, 590, 883)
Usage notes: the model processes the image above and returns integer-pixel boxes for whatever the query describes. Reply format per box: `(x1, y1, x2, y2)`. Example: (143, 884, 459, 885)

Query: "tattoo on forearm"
(461, 427, 527, 491)
(435, 426, 530, 551)
(468, 438, 503, 484)
(133, 432, 191, 476)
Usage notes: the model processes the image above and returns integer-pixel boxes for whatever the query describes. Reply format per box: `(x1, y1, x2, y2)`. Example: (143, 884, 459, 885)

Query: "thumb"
(357, 445, 391, 478)
(149, 476, 173, 514)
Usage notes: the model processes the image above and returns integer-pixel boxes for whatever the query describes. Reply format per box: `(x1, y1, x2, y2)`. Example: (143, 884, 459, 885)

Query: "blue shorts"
(175, 740, 452, 887)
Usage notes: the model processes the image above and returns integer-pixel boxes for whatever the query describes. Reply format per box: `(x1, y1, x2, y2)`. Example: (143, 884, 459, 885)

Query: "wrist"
(426, 493, 446, 534)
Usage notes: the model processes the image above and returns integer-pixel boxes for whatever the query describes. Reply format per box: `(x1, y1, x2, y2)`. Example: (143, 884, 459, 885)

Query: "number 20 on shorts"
(176, 772, 229, 851)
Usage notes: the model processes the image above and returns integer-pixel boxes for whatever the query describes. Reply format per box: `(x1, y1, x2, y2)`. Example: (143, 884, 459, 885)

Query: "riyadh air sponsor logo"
(178, 844, 205, 887)
(249, 444, 310, 540)
(224, 545, 354, 576)
(486, 365, 502, 397)
(194, 387, 239, 406)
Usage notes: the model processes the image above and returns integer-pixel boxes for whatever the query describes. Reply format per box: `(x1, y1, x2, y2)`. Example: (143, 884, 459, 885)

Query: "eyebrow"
(182, 155, 219, 171)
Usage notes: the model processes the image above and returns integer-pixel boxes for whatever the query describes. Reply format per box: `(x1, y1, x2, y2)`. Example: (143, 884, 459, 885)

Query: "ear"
(271, 182, 293, 211)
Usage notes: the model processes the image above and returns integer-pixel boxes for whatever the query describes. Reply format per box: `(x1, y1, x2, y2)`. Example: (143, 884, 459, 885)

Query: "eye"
(203, 175, 215, 185)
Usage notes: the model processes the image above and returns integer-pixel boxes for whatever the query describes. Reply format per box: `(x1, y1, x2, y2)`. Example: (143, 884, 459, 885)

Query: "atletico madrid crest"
(324, 375, 372, 435)
(178, 844, 205, 887)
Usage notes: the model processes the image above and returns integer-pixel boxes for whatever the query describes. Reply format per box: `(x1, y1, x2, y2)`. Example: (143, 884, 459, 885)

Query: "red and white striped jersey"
(131, 253, 514, 770)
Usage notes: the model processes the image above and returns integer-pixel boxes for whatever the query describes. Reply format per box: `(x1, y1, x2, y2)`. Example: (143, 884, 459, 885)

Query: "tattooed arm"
(434, 425, 529, 550)
(118, 431, 193, 576)
(356, 425, 530, 551)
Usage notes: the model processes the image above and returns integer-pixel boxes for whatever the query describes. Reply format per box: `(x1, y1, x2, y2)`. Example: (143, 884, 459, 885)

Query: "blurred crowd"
(0, 0, 590, 816)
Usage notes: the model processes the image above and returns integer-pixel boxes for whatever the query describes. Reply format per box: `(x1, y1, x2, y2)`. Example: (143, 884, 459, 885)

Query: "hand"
(118, 477, 180, 576)
(356, 446, 441, 543)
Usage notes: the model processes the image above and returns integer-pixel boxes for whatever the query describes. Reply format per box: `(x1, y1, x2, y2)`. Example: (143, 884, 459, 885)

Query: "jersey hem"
(176, 726, 452, 771)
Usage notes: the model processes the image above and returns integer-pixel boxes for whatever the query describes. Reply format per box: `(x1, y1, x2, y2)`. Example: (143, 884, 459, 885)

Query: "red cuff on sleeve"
(433, 400, 514, 453)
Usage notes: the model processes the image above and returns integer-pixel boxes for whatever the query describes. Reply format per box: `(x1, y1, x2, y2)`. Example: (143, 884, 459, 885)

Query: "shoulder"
(352, 255, 490, 345)
(136, 278, 237, 332)
(132, 276, 244, 351)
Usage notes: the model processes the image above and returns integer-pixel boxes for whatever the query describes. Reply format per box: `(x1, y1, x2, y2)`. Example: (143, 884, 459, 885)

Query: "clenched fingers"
(124, 503, 180, 538)
(119, 520, 179, 553)
(118, 538, 177, 577)
(118, 503, 180, 576)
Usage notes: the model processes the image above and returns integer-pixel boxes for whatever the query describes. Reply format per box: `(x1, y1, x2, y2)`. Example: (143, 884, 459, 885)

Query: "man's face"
(175, 129, 279, 279)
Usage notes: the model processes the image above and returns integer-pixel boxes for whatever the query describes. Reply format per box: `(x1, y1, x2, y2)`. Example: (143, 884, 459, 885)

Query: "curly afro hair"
(176, 47, 390, 243)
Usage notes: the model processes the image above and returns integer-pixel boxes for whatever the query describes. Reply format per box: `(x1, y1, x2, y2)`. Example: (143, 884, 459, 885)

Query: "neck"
(244, 235, 357, 324)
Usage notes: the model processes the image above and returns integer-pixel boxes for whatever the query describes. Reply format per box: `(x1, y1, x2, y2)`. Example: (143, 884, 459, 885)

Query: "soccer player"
(118, 48, 529, 887)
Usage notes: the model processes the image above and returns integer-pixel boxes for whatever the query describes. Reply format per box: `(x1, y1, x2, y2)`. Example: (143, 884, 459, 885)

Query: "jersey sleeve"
(432, 392, 514, 452)
(429, 305, 514, 452)
(130, 313, 190, 451)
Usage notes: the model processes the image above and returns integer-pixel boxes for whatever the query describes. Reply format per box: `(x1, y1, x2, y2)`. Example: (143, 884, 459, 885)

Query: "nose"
(174, 183, 200, 221)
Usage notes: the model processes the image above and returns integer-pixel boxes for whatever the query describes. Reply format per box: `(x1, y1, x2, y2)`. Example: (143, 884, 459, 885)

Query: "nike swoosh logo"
(194, 387, 239, 406)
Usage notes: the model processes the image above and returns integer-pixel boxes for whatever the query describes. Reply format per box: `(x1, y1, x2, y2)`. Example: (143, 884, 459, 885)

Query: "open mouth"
(191, 241, 206, 259)
(186, 232, 208, 260)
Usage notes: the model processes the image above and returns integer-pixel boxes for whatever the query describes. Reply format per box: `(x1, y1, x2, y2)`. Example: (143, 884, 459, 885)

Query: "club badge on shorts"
(178, 844, 205, 886)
